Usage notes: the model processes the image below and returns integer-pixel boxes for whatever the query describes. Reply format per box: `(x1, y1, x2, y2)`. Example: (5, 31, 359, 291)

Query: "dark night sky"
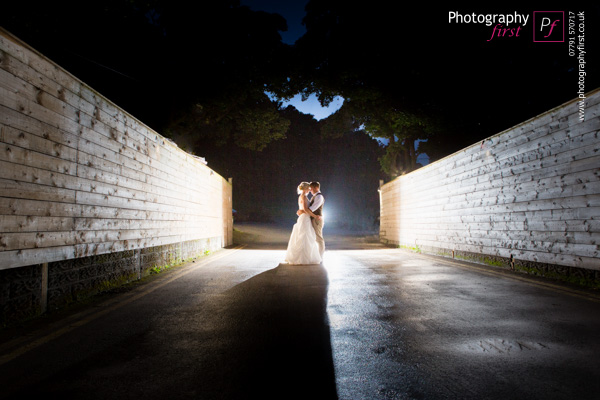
(241, 0, 308, 44)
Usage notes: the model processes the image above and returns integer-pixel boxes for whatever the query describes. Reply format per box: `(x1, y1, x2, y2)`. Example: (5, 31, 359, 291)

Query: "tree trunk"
(400, 140, 410, 174)
(408, 136, 417, 170)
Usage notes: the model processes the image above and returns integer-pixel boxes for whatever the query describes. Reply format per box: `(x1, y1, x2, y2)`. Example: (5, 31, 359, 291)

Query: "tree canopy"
(2, 1, 596, 174)
(198, 106, 385, 229)
(1, 0, 293, 150)
(286, 1, 454, 176)
(288, 1, 594, 176)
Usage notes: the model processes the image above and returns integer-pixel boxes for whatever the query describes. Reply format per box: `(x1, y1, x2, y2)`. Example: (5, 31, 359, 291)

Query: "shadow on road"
(183, 262, 339, 399)
(233, 222, 385, 251)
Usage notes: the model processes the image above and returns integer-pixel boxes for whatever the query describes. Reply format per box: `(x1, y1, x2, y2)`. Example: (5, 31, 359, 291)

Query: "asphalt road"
(0, 223, 599, 400)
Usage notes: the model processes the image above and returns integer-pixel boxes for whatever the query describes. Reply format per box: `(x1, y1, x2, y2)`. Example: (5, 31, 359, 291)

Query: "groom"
(297, 181, 325, 257)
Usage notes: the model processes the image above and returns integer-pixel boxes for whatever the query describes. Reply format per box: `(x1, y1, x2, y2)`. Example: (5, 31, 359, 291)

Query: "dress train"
(285, 214, 322, 265)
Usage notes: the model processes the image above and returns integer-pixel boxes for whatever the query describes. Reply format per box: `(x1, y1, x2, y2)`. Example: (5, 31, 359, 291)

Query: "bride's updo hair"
(297, 181, 310, 194)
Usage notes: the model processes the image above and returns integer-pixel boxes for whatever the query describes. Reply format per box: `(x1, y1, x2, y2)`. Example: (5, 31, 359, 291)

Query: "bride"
(285, 182, 322, 265)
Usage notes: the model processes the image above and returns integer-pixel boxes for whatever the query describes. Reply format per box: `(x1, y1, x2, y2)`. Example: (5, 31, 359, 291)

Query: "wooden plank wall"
(0, 28, 233, 271)
(380, 89, 600, 271)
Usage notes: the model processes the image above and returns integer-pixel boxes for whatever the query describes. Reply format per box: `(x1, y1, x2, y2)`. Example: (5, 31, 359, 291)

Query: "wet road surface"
(0, 223, 599, 399)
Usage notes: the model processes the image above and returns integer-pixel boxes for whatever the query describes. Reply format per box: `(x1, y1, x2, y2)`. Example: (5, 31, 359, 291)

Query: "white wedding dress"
(285, 197, 322, 265)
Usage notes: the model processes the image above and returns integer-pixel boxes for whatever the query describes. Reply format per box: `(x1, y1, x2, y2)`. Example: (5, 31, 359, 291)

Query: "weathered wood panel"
(0, 28, 232, 271)
(380, 88, 600, 271)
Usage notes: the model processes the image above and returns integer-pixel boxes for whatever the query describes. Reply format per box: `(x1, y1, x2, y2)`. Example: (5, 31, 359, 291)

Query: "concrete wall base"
(381, 239, 600, 290)
(0, 237, 222, 327)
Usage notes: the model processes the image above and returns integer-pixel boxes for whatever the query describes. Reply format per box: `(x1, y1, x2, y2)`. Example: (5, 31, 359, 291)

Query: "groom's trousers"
(311, 217, 325, 256)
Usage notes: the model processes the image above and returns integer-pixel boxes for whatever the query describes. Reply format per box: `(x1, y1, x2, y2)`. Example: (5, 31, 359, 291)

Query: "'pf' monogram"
(533, 11, 564, 42)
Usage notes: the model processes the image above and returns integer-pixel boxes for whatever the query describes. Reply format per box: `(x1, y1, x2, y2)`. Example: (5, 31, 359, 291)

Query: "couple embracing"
(285, 181, 325, 265)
